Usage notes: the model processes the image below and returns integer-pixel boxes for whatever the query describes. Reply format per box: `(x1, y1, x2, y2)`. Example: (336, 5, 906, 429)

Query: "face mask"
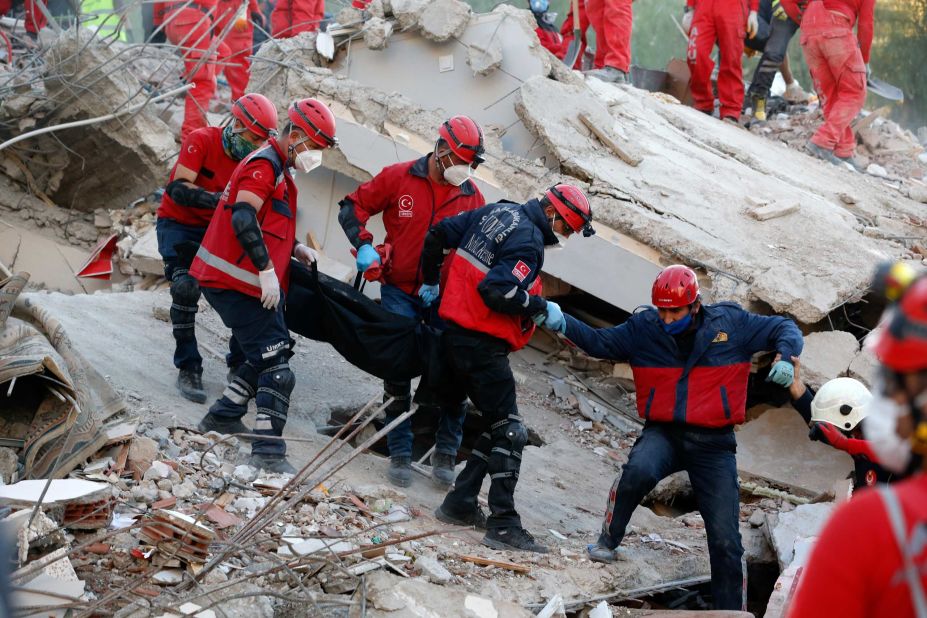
(864, 394, 914, 473)
(443, 163, 471, 187)
(222, 123, 259, 161)
(661, 313, 692, 335)
(294, 148, 323, 174)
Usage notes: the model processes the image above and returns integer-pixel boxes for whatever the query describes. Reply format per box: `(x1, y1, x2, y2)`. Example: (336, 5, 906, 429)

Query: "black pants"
(747, 15, 800, 100)
(438, 327, 523, 530)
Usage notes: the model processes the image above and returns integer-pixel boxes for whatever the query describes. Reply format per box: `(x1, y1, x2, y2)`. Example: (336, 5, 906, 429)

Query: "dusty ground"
(23, 288, 714, 607)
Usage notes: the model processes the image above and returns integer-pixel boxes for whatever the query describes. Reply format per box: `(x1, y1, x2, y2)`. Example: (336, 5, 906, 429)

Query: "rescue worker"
(213, 0, 264, 102)
(745, 0, 809, 121)
(684, 0, 760, 122)
(270, 0, 323, 38)
(799, 0, 874, 164)
(156, 93, 278, 404)
(788, 359, 895, 489)
(585, 0, 633, 83)
(787, 276, 927, 617)
(531, 0, 563, 58)
(541, 264, 803, 609)
(425, 184, 596, 553)
(190, 98, 338, 473)
(337, 116, 486, 488)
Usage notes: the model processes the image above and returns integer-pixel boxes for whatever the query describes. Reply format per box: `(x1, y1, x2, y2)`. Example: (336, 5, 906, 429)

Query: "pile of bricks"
(139, 509, 215, 563)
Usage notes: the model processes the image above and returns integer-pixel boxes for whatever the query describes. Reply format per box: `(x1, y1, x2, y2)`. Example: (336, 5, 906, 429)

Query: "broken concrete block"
(233, 465, 259, 484)
(749, 201, 800, 222)
(866, 163, 888, 177)
(139, 509, 215, 562)
(390, 0, 429, 30)
(907, 184, 927, 204)
(769, 502, 833, 570)
(363, 16, 393, 49)
(799, 331, 859, 388)
(467, 37, 503, 76)
(143, 461, 173, 481)
(365, 571, 534, 616)
(848, 346, 878, 388)
(128, 228, 164, 276)
(418, 0, 470, 42)
(128, 436, 159, 474)
(0, 447, 19, 484)
(415, 553, 453, 584)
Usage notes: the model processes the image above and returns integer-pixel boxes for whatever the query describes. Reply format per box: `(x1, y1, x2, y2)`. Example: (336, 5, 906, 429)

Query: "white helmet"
(810, 377, 873, 431)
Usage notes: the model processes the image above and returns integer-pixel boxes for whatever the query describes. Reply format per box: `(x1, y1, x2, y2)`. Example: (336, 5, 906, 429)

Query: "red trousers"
(270, 0, 323, 38)
(23, 0, 47, 33)
(217, 25, 253, 101)
(686, 0, 747, 119)
(558, 0, 590, 70)
(800, 2, 866, 157)
(585, 0, 632, 72)
(166, 7, 218, 139)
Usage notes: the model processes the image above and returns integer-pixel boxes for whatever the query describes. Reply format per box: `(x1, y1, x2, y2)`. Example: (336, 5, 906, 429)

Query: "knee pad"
(490, 415, 528, 451)
(221, 362, 258, 406)
(170, 271, 201, 313)
(256, 364, 294, 434)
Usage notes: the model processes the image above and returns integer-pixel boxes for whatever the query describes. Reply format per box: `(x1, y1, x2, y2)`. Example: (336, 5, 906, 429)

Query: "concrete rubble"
(798, 331, 860, 388)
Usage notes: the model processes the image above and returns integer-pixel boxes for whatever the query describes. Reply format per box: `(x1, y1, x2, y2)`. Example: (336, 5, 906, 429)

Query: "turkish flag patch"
(512, 260, 531, 282)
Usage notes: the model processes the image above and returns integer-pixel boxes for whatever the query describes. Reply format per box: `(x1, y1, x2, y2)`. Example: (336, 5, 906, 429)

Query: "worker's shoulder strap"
(878, 484, 927, 618)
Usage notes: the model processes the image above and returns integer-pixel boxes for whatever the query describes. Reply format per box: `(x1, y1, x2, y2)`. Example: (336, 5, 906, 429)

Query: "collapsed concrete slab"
(799, 331, 860, 388)
(767, 503, 834, 570)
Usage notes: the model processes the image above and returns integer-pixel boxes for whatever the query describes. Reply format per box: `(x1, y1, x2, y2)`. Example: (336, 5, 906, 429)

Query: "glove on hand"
(766, 359, 794, 387)
(543, 301, 566, 334)
(259, 267, 280, 310)
(355, 244, 381, 272)
(809, 422, 880, 461)
(294, 243, 318, 266)
(746, 10, 759, 38)
(419, 283, 440, 307)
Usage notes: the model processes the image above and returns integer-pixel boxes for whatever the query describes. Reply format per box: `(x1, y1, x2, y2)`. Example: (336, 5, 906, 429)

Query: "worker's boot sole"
(481, 527, 548, 553)
(177, 370, 207, 404)
(434, 504, 487, 530)
(387, 457, 412, 488)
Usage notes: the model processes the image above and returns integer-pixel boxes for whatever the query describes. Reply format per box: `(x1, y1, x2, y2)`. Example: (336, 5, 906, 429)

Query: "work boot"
(387, 456, 412, 487)
(836, 154, 865, 172)
(197, 413, 249, 436)
(584, 66, 629, 84)
(784, 80, 809, 104)
(248, 453, 296, 474)
(434, 504, 488, 530)
(752, 96, 767, 122)
(431, 452, 456, 487)
(587, 542, 618, 563)
(482, 526, 548, 554)
(805, 141, 842, 165)
(177, 369, 207, 404)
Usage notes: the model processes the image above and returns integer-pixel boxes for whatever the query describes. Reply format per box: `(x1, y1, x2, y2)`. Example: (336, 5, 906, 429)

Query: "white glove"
(259, 267, 280, 310)
(746, 10, 758, 38)
(294, 243, 318, 266)
(682, 10, 693, 34)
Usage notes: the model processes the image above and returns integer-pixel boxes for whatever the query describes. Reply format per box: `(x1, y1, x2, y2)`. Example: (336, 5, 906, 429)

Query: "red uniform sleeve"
(232, 159, 276, 204)
(174, 131, 210, 178)
(787, 492, 891, 618)
(856, 0, 875, 63)
(686, 0, 697, 10)
(342, 168, 396, 245)
(750, 0, 759, 12)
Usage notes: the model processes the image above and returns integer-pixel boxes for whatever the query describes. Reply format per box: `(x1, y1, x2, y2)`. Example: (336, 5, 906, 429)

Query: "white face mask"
(294, 148, 323, 174)
(443, 164, 471, 187)
(863, 394, 913, 473)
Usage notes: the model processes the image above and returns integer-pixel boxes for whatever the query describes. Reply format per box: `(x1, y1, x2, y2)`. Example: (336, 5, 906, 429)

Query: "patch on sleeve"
(512, 260, 531, 282)
(252, 168, 264, 182)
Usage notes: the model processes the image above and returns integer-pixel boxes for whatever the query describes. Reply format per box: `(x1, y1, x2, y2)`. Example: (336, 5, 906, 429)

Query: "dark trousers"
(438, 327, 522, 529)
(156, 218, 206, 372)
(747, 15, 800, 99)
(201, 287, 293, 457)
(599, 423, 745, 611)
(379, 284, 465, 459)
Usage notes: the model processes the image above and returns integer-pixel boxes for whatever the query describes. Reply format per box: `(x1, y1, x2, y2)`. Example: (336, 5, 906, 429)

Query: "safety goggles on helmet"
(549, 185, 595, 237)
(441, 119, 485, 166)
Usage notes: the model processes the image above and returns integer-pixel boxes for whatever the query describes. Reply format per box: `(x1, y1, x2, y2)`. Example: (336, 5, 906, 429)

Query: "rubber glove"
(766, 359, 794, 387)
(294, 243, 318, 266)
(355, 243, 381, 272)
(259, 267, 280, 310)
(809, 422, 880, 462)
(419, 283, 440, 307)
(543, 301, 566, 334)
(682, 10, 693, 34)
(746, 11, 758, 38)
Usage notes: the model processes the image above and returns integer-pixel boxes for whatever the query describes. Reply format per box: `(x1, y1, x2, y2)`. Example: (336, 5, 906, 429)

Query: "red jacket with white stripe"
(189, 139, 297, 298)
(563, 302, 803, 428)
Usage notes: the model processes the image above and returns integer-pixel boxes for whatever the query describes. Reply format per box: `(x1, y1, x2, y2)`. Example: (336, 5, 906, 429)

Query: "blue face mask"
(222, 123, 259, 161)
(661, 313, 693, 335)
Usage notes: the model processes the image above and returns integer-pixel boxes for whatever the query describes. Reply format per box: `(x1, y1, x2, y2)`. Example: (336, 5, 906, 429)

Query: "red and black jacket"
(338, 155, 485, 295)
(564, 302, 803, 428)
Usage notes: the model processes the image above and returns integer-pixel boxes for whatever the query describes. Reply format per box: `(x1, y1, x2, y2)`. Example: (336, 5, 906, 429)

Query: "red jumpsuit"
(556, 0, 590, 70)
(23, 0, 47, 34)
(585, 0, 632, 73)
(214, 0, 259, 101)
(687, 0, 758, 120)
(156, 0, 223, 139)
(787, 474, 927, 617)
(800, 0, 874, 158)
(270, 0, 323, 38)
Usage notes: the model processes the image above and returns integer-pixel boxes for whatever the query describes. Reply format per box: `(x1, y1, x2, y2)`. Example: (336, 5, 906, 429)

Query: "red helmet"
(232, 93, 277, 139)
(872, 277, 927, 373)
(545, 184, 594, 237)
(438, 115, 485, 166)
(652, 265, 700, 308)
(288, 98, 337, 148)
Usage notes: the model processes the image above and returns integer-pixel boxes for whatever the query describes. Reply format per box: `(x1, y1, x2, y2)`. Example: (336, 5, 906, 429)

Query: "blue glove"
(766, 360, 795, 387)
(355, 244, 380, 272)
(419, 283, 440, 307)
(543, 301, 566, 334)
